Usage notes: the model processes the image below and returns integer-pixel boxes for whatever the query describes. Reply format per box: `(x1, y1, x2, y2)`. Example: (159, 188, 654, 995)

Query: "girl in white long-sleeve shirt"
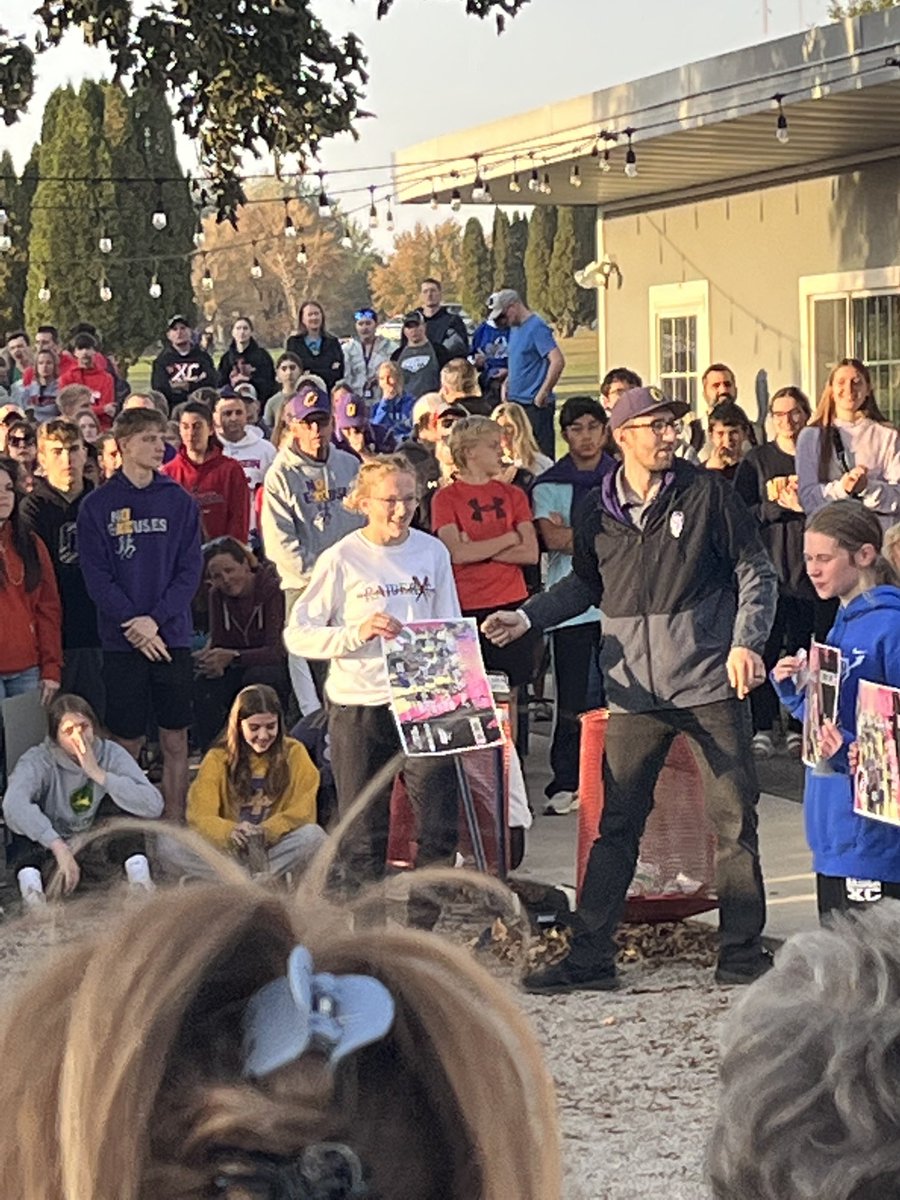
(286, 455, 461, 920)
(796, 357, 900, 532)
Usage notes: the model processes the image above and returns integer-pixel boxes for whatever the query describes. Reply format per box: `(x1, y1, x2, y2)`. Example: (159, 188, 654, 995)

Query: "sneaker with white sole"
(785, 731, 803, 758)
(543, 791, 579, 816)
(751, 732, 774, 760)
(17, 867, 46, 908)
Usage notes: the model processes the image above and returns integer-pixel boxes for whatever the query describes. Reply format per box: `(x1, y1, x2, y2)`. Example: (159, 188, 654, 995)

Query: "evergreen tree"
(132, 87, 195, 337)
(25, 84, 106, 337)
(461, 218, 492, 321)
(548, 206, 582, 337)
(491, 207, 511, 291)
(524, 204, 556, 319)
(507, 212, 528, 302)
(0, 151, 28, 333)
(574, 205, 597, 331)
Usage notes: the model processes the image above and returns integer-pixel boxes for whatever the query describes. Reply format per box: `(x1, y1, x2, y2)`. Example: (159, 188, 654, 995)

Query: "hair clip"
(213, 1142, 372, 1199)
(243, 947, 395, 1079)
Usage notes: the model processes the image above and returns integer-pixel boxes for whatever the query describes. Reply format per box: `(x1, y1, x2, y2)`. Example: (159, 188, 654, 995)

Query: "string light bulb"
(201, 259, 214, 292)
(250, 256, 263, 279)
(471, 155, 486, 202)
(774, 94, 789, 143)
(0, 230, 11, 253)
(296, 242, 308, 265)
(450, 187, 462, 212)
(341, 227, 353, 249)
(601, 148, 612, 174)
(624, 128, 638, 178)
(38, 278, 51, 303)
(193, 219, 205, 248)
(149, 274, 162, 299)
(317, 170, 331, 218)
(483, 180, 493, 203)
(151, 181, 167, 231)
(430, 187, 439, 211)
(528, 163, 540, 193)
(283, 198, 297, 238)
(509, 169, 521, 193)
(569, 164, 582, 188)
(99, 279, 113, 303)
(540, 171, 552, 195)
(385, 198, 395, 232)
(368, 185, 379, 229)
(98, 231, 112, 254)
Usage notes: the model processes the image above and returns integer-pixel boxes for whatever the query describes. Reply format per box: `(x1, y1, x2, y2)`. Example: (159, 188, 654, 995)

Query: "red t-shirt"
(431, 478, 532, 611)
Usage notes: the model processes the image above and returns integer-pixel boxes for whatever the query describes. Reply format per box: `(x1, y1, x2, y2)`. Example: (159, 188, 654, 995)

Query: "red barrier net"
(577, 709, 718, 922)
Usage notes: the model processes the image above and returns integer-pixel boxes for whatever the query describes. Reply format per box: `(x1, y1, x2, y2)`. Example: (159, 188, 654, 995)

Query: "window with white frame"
(648, 281, 710, 414)
(801, 270, 900, 422)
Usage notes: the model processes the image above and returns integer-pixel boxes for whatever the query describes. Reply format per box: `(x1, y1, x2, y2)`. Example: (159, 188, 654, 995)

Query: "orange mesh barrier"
(577, 709, 719, 922)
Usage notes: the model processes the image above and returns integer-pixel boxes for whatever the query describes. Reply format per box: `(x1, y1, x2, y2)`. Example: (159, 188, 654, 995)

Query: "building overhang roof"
(394, 9, 900, 217)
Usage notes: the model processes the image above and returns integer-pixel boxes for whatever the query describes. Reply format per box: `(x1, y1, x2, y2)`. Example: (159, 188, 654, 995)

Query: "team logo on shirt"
(69, 783, 93, 813)
(108, 507, 168, 559)
(669, 511, 684, 539)
(359, 576, 435, 602)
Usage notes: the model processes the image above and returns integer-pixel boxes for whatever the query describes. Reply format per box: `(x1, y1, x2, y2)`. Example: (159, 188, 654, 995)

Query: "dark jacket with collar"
(216, 337, 277, 400)
(523, 457, 777, 713)
(20, 479, 101, 649)
(285, 332, 345, 391)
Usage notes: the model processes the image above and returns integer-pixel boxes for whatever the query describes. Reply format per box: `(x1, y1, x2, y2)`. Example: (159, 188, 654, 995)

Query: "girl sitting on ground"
(0, 868, 561, 1199)
(180, 683, 326, 878)
(2, 693, 162, 900)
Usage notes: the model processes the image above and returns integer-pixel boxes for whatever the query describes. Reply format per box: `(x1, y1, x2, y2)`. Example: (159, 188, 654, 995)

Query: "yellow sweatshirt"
(187, 738, 320, 850)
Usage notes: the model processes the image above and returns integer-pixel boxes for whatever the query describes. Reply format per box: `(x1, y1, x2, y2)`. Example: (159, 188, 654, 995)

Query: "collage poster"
(802, 641, 843, 769)
(382, 618, 504, 757)
(854, 679, 900, 827)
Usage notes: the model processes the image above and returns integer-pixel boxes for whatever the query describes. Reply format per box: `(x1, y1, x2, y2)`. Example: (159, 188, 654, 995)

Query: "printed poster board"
(383, 618, 504, 756)
(854, 678, 900, 826)
(802, 641, 842, 768)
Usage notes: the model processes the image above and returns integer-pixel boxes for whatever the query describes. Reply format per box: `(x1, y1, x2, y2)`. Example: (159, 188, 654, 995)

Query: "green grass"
(556, 329, 600, 400)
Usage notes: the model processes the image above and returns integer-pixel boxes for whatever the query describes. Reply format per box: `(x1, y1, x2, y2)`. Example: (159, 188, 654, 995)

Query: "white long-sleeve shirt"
(286, 528, 462, 706)
(796, 418, 900, 531)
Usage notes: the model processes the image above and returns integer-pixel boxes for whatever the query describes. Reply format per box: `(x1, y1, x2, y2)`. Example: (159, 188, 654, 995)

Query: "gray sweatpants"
(159, 823, 327, 880)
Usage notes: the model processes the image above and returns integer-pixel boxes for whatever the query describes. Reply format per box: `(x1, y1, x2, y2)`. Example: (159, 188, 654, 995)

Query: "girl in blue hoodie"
(773, 502, 900, 919)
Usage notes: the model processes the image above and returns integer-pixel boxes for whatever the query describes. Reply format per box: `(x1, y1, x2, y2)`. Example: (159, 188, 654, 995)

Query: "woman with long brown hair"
(0, 867, 561, 1199)
(286, 300, 346, 392)
(180, 683, 325, 877)
(796, 357, 900, 531)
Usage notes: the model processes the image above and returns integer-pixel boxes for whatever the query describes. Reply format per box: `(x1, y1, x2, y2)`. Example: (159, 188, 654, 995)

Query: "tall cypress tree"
(548, 206, 580, 336)
(491, 207, 511, 290)
(132, 87, 195, 333)
(524, 204, 556, 319)
(461, 218, 492, 321)
(0, 151, 28, 332)
(25, 84, 107, 336)
(507, 212, 528, 302)
(574, 205, 598, 330)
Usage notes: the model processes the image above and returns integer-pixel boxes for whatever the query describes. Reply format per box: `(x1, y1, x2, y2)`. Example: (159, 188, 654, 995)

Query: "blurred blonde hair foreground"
(0, 822, 561, 1200)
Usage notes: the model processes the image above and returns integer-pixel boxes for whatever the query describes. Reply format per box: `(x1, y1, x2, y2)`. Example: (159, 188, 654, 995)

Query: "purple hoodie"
(76, 470, 203, 652)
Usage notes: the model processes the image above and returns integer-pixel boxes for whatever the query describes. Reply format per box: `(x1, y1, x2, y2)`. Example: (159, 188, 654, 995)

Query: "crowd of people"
(5, 277, 900, 1198)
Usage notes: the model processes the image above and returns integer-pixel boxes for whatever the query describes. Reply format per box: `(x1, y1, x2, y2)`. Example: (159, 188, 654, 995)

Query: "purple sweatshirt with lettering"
(76, 469, 203, 652)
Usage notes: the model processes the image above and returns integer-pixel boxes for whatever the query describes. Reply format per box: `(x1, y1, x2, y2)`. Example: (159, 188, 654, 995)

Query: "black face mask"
(212, 1143, 373, 1200)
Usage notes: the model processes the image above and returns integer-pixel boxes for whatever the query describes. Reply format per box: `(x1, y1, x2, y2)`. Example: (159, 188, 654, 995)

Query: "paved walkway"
(518, 721, 817, 941)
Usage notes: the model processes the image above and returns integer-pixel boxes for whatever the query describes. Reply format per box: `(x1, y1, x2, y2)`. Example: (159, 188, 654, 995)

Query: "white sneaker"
(752, 732, 775, 760)
(543, 791, 579, 815)
(17, 867, 46, 908)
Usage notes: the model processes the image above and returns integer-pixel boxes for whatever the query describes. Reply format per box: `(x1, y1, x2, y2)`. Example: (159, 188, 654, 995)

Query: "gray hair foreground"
(709, 902, 900, 1199)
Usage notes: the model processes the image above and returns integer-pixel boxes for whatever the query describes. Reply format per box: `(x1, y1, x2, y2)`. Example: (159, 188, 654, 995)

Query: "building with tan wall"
(395, 8, 900, 424)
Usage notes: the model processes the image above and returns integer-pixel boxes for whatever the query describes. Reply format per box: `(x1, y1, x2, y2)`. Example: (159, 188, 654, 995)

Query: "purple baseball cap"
(607, 385, 690, 432)
(285, 383, 331, 421)
(333, 389, 369, 430)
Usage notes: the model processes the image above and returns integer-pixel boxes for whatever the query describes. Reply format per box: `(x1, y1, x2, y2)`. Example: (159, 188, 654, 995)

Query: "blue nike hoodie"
(773, 585, 900, 882)
(76, 469, 203, 652)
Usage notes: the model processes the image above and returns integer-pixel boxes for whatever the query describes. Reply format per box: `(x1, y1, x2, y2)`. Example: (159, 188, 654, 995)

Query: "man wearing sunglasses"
(483, 385, 778, 993)
(342, 308, 393, 402)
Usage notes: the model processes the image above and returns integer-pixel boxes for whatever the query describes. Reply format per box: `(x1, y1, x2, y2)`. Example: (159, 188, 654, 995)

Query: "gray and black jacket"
(523, 458, 777, 713)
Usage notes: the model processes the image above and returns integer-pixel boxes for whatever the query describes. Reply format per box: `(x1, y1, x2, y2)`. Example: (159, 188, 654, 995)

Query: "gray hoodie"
(3, 737, 164, 847)
(260, 442, 363, 592)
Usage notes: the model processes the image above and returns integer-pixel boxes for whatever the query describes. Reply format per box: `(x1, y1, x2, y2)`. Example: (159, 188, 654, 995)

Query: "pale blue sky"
(0, 0, 835, 243)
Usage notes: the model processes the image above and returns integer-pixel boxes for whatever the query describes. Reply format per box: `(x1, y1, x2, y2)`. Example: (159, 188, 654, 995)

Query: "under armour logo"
(468, 497, 506, 523)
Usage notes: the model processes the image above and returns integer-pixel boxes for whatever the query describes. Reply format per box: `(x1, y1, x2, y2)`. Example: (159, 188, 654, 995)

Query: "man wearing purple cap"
(483, 385, 778, 992)
(260, 382, 363, 711)
(332, 386, 396, 459)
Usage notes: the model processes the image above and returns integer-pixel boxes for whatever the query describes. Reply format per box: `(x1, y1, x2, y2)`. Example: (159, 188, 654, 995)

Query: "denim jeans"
(569, 698, 767, 971)
(0, 667, 41, 700)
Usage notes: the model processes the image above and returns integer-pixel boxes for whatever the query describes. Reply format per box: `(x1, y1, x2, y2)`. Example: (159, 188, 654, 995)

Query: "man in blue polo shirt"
(491, 288, 565, 461)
